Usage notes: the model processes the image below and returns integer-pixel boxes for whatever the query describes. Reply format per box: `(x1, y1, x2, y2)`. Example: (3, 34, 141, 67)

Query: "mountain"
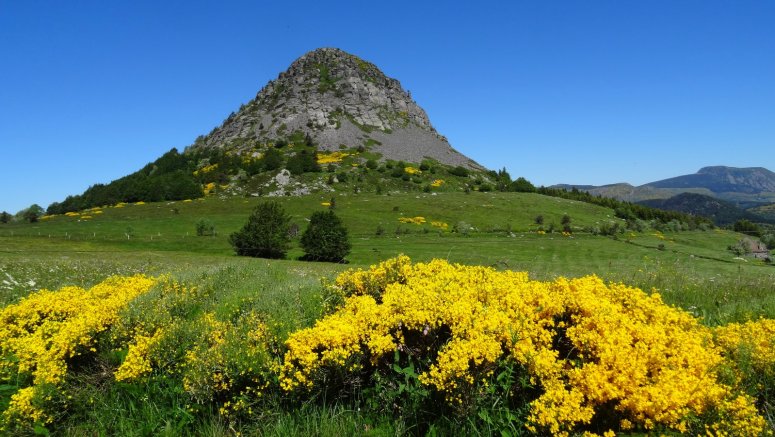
(45, 48, 488, 215)
(556, 166, 775, 207)
(644, 166, 775, 194)
(638, 192, 770, 225)
(191, 47, 481, 169)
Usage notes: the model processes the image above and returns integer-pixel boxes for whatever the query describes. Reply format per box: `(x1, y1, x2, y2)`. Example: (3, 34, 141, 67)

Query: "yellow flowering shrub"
(431, 221, 449, 230)
(713, 318, 775, 431)
(404, 166, 421, 175)
(317, 151, 350, 164)
(431, 179, 444, 187)
(182, 311, 274, 418)
(0, 275, 157, 427)
(114, 330, 165, 382)
(280, 256, 769, 436)
(193, 163, 218, 176)
(398, 216, 426, 225)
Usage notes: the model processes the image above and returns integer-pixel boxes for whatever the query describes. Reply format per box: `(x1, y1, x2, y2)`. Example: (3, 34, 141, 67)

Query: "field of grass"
(2, 192, 773, 323)
(1, 191, 774, 435)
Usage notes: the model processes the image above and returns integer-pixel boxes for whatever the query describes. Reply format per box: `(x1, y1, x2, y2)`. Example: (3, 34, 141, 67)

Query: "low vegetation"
(1, 190, 773, 435)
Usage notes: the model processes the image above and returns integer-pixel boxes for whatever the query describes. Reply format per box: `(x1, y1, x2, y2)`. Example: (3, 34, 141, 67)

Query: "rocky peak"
(192, 48, 481, 169)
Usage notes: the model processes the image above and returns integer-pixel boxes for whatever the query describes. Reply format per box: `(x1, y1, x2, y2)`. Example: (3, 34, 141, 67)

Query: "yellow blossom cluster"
(431, 221, 449, 230)
(714, 318, 775, 372)
(398, 216, 426, 225)
(317, 151, 350, 164)
(279, 256, 768, 436)
(0, 275, 157, 426)
(204, 182, 216, 195)
(193, 163, 219, 176)
(182, 311, 273, 416)
(430, 179, 444, 187)
(114, 330, 165, 382)
(404, 166, 421, 175)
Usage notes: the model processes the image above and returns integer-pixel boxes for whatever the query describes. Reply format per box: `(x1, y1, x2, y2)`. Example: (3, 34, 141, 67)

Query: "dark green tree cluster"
(47, 149, 202, 215)
(20, 204, 44, 223)
(229, 201, 350, 263)
(732, 219, 761, 238)
(1, 211, 11, 224)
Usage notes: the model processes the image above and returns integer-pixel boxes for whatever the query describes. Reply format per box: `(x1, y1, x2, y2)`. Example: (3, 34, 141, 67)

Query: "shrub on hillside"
(195, 219, 216, 236)
(229, 201, 291, 259)
(300, 210, 351, 262)
(448, 166, 469, 177)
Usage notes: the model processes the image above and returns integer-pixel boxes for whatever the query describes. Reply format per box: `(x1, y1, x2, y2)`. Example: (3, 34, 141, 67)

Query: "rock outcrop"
(190, 48, 482, 169)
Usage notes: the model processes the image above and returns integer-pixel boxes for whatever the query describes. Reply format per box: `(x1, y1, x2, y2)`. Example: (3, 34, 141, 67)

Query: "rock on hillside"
(190, 48, 482, 169)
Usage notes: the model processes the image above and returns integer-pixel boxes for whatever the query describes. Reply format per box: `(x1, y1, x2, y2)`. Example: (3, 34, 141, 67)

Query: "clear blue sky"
(2, 1, 774, 214)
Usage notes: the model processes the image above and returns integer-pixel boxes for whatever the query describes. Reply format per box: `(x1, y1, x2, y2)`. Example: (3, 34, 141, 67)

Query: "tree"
(22, 204, 44, 223)
(561, 214, 572, 233)
(229, 201, 291, 259)
(300, 210, 351, 262)
(509, 177, 535, 193)
(261, 148, 284, 172)
(732, 219, 761, 238)
(0, 211, 10, 223)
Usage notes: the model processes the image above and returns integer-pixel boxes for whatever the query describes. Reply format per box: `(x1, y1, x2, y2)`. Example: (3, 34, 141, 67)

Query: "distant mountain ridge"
(555, 166, 775, 205)
(644, 166, 775, 194)
(638, 193, 770, 225)
(554, 166, 775, 224)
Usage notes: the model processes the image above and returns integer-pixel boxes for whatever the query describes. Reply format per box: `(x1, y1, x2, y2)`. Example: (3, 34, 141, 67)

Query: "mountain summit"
(191, 48, 481, 169)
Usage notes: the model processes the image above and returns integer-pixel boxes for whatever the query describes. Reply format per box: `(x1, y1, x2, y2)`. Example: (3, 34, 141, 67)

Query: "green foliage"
(195, 219, 216, 237)
(365, 159, 378, 170)
(229, 202, 291, 259)
(732, 219, 762, 238)
(46, 148, 203, 215)
(260, 148, 284, 172)
(21, 204, 44, 223)
(509, 176, 535, 193)
(286, 147, 321, 176)
(316, 63, 338, 93)
(538, 186, 713, 229)
(448, 166, 469, 177)
(300, 210, 351, 263)
(0, 211, 10, 224)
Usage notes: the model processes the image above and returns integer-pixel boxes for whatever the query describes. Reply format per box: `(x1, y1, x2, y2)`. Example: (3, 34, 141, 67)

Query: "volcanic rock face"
(192, 48, 481, 168)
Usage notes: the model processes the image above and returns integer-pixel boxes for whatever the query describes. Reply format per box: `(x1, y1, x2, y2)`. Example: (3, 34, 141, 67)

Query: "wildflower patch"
(0, 275, 157, 428)
(280, 256, 768, 436)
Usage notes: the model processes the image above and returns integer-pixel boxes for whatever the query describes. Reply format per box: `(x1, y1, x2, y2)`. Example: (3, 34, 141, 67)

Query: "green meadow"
(2, 192, 773, 324)
(1, 191, 773, 435)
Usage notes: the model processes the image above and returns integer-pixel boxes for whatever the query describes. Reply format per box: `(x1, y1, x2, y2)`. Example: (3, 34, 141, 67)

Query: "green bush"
(195, 219, 216, 236)
(448, 166, 469, 177)
(229, 201, 291, 259)
(300, 210, 351, 263)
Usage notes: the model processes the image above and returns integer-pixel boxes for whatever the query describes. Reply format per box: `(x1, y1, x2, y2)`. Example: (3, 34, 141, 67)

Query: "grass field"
(1, 191, 773, 435)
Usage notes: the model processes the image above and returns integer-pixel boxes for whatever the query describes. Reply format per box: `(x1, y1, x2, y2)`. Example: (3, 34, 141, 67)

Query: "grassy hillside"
(1, 191, 774, 435)
(2, 192, 773, 323)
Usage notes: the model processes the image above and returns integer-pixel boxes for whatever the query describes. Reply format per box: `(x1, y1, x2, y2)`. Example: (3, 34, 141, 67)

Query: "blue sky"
(1, 1, 773, 213)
